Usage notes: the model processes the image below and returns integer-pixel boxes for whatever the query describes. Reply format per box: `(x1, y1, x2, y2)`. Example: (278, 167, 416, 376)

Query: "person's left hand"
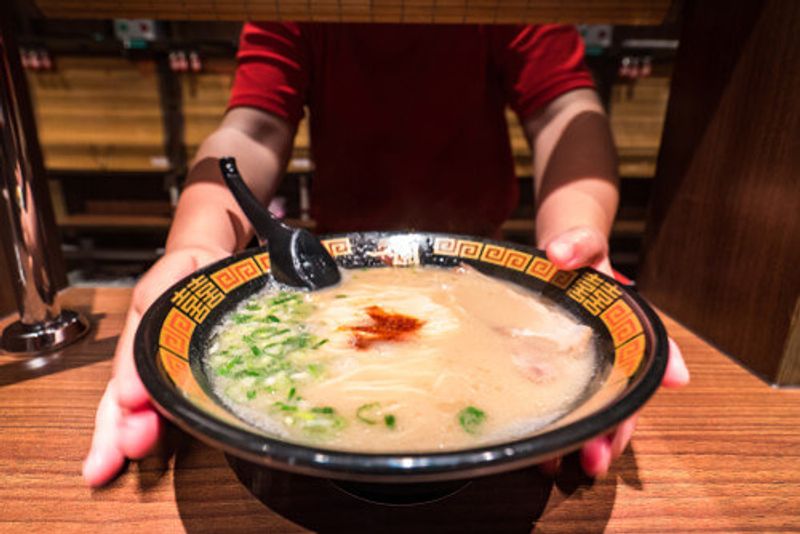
(540, 226, 690, 477)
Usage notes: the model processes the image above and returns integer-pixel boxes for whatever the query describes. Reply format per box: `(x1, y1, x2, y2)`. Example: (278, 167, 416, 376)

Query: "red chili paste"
(340, 305, 425, 349)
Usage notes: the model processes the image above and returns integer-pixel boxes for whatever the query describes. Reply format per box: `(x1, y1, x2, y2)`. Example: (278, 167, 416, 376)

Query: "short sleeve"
(490, 25, 595, 120)
(228, 22, 309, 126)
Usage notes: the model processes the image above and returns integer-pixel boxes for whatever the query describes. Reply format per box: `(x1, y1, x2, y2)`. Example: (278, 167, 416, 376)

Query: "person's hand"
(83, 246, 230, 487)
(541, 226, 690, 477)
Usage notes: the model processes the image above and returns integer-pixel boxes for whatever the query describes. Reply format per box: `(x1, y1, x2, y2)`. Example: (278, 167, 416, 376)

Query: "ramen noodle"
(206, 265, 596, 452)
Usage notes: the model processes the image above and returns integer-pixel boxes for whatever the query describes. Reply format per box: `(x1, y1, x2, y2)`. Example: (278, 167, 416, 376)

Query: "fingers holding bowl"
(663, 337, 690, 388)
(83, 381, 126, 487)
(118, 406, 164, 460)
(544, 226, 610, 273)
(84, 247, 230, 488)
(542, 226, 688, 479)
(575, 336, 687, 479)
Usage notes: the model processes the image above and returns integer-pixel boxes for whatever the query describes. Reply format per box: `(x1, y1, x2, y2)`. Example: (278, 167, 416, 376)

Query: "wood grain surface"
(0, 288, 799, 533)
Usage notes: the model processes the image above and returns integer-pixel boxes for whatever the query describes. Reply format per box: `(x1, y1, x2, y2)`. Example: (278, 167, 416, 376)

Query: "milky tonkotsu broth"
(206, 265, 596, 452)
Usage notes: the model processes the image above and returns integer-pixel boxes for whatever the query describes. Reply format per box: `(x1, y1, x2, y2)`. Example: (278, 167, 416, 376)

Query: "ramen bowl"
(135, 232, 668, 485)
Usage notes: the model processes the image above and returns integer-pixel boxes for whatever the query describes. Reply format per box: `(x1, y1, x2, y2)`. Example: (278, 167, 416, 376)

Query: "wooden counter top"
(1, 288, 799, 532)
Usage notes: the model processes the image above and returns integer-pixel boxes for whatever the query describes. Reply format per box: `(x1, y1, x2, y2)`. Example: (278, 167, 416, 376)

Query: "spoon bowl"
(218, 157, 340, 290)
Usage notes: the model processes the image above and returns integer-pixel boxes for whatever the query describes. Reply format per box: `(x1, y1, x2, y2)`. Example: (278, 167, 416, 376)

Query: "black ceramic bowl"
(135, 232, 668, 484)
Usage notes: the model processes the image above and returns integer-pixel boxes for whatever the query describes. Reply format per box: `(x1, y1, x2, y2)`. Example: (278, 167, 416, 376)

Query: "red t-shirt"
(229, 23, 593, 236)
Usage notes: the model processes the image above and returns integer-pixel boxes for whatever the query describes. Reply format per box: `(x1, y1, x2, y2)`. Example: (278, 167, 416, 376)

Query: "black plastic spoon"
(219, 157, 341, 290)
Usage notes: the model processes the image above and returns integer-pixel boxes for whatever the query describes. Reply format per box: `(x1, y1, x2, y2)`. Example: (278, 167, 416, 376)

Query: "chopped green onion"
(251, 327, 275, 337)
(356, 402, 381, 425)
(294, 334, 311, 349)
(335, 294, 348, 299)
(458, 406, 486, 434)
(217, 355, 243, 376)
(384, 414, 396, 429)
(298, 412, 346, 435)
(307, 363, 324, 378)
(211, 288, 343, 438)
(233, 313, 253, 324)
(271, 293, 299, 305)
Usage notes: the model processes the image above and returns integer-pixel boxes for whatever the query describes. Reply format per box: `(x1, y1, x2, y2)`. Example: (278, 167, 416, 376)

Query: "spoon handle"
(218, 157, 290, 244)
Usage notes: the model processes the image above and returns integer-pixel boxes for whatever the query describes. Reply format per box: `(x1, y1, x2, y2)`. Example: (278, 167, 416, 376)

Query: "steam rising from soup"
(206, 265, 596, 452)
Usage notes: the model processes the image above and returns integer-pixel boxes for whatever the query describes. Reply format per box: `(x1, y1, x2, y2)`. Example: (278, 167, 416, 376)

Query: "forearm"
(535, 176, 618, 248)
(524, 89, 619, 248)
(166, 108, 294, 255)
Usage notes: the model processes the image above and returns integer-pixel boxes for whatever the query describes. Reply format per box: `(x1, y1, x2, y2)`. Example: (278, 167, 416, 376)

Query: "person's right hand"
(83, 246, 230, 487)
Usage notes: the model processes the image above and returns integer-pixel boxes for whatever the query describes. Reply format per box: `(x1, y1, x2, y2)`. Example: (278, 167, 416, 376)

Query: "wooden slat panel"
(610, 68, 672, 178)
(34, 0, 671, 24)
(83, 199, 172, 216)
(26, 56, 166, 171)
(28, 53, 669, 180)
(181, 59, 237, 157)
(56, 213, 172, 230)
(505, 109, 533, 178)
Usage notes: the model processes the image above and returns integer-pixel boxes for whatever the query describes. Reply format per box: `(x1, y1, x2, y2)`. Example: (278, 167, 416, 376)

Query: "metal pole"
(0, 3, 89, 353)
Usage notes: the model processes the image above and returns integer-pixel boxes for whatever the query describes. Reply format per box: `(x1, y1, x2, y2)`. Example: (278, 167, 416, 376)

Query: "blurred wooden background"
(0, 5, 678, 320)
(23, 44, 673, 276)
